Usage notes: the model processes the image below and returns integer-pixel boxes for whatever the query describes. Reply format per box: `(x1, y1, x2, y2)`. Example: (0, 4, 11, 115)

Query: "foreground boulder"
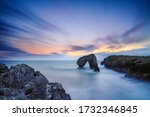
(0, 64, 71, 100)
(0, 64, 8, 75)
(77, 54, 100, 72)
(101, 55, 150, 80)
(46, 83, 71, 100)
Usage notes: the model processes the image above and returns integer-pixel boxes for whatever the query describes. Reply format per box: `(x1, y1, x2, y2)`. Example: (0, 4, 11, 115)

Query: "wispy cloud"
(70, 44, 95, 51)
(92, 21, 149, 53)
(0, 0, 150, 59)
(0, 1, 60, 32)
(66, 21, 149, 56)
(122, 21, 147, 37)
(0, 0, 65, 58)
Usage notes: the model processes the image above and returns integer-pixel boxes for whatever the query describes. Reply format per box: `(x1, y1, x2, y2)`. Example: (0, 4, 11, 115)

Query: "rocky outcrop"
(0, 64, 71, 100)
(0, 64, 8, 75)
(101, 55, 150, 80)
(46, 83, 71, 100)
(77, 54, 100, 72)
(77, 56, 87, 67)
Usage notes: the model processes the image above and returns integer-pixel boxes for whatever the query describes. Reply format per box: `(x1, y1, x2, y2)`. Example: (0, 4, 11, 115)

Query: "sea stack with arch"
(77, 54, 100, 72)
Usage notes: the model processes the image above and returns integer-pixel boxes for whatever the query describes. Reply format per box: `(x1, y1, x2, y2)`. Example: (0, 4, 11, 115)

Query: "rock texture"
(77, 54, 100, 72)
(101, 55, 150, 80)
(0, 64, 71, 100)
(0, 64, 8, 75)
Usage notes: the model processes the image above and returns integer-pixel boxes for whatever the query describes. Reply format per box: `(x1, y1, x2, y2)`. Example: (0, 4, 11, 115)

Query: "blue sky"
(0, 0, 150, 60)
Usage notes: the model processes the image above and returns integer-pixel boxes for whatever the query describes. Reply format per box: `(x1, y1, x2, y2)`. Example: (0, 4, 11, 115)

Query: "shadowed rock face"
(101, 55, 150, 80)
(77, 56, 87, 67)
(0, 64, 71, 100)
(46, 83, 70, 100)
(0, 64, 8, 75)
(77, 54, 100, 72)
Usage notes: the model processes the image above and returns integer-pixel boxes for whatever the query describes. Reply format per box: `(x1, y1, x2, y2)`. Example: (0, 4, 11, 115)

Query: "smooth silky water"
(1, 60, 150, 100)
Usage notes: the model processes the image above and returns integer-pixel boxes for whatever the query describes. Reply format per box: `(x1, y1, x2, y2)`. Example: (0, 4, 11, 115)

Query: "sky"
(0, 0, 150, 60)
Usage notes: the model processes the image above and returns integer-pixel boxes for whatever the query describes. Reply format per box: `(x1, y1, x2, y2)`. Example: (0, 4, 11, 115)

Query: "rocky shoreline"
(101, 55, 150, 80)
(0, 64, 71, 100)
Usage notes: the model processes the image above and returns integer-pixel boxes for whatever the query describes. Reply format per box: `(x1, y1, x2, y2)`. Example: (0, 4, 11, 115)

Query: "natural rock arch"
(77, 54, 100, 72)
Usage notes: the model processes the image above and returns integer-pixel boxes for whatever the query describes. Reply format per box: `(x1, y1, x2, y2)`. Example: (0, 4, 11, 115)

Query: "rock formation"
(0, 64, 71, 100)
(0, 64, 8, 74)
(77, 54, 100, 72)
(101, 55, 150, 80)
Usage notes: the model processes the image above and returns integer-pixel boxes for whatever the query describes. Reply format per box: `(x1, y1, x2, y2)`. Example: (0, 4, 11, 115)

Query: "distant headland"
(101, 55, 150, 80)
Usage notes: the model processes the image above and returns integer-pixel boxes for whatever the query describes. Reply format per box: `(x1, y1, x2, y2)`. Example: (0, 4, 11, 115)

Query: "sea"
(1, 60, 150, 100)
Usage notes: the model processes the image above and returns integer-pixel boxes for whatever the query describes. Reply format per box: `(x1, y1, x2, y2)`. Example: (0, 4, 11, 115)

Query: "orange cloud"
(10, 39, 68, 55)
(9, 37, 149, 56)
(93, 43, 147, 53)
(67, 50, 91, 56)
(67, 42, 148, 56)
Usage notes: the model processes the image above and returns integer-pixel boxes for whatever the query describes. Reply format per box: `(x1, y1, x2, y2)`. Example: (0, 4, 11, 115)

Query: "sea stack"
(77, 54, 100, 72)
(0, 64, 71, 100)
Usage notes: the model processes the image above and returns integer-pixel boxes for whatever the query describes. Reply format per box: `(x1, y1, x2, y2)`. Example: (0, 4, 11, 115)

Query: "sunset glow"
(0, 0, 150, 60)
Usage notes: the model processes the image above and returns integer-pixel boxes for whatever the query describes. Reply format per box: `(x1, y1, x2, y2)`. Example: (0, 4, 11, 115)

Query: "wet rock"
(77, 54, 100, 72)
(0, 64, 71, 100)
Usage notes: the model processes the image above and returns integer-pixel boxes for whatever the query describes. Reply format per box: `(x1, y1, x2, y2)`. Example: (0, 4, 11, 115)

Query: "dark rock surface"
(46, 83, 71, 100)
(0, 64, 8, 75)
(0, 64, 71, 100)
(77, 56, 87, 67)
(101, 55, 150, 80)
(77, 54, 100, 72)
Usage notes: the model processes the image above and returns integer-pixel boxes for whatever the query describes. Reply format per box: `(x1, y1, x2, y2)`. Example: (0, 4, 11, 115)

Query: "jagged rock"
(24, 71, 49, 99)
(0, 64, 8, 75)
(0, 64, 71, 100)
(46, 83, 71, 100)
(0, 88, 5, 96)
(0, 64, 35, 89)
(101, 55, 150, 80)
(0, 87, 15, 99)
(77, 54, 100, 72)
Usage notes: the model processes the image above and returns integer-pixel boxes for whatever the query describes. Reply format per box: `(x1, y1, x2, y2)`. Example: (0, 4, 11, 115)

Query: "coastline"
(0, 64, 71, 100)
(101, 55, 150, 80)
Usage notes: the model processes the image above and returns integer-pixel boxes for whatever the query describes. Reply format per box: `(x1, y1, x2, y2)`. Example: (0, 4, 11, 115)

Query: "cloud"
(65, 21, 149, 56)
(93, 21, 149, 53)
(0, 0, 60, 32)
(0, 39, 31, 60)
(0, 40, 25, 53)
(70, 44, 96, 51)
(109, 46, 150, 56)
(0, 0, 66, 58)
(0, 19, 33, 39)
(0, 0, 63, 42)
(0, 50, 29, 60)
(0, 0, 150, 59)
(107, 45, 124, 50)
(122, 21, 147, 37)
(94, 34, 121, 45)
